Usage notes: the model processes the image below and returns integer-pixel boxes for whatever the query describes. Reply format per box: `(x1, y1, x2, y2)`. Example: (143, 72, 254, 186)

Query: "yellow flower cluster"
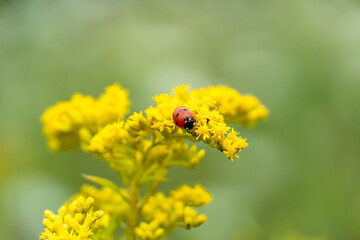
(39, 196, 103, 240)
(145, 85, 256, 160)
(68, 185, 130, 240)
(138, 184, 212, 239)
(79, 185, 128, 217)
(89, 120, 206, 182)
(190, 86, 268, 126)
(170, 184, 213, 207)
(135, 221, 164, 240)
(40, 83, 268, 240)
(41, 84, 129, 151)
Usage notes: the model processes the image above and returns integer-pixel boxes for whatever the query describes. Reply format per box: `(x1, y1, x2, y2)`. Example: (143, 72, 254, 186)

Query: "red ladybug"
(173, 107, 196, 130)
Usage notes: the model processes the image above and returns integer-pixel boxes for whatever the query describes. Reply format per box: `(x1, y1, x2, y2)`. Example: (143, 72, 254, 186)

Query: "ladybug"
(172, 107, 196, 130)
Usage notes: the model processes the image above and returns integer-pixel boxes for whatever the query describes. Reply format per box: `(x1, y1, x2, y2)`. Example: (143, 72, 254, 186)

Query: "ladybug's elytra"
(172, 107, 196, 130)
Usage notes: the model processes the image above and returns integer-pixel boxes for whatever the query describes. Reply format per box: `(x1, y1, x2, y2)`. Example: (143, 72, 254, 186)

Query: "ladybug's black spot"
(176, 113, 179, 117)
(176, 121, 179, 125)
(183, 108, 187, 111)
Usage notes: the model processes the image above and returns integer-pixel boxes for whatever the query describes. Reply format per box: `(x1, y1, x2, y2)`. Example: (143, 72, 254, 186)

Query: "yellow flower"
(141, 184, 211, 236)
(79, 185, 129, 218)
(190, 85, 268, 126)
(41, 84, 129, 151)
(195, 124, 211, 140)
(135, 220, 165, 240)
(183, 207, 207, 229)
(171, 184, 212, 207)
(222, 129, 249, 160)
(40, 83, 268, 240)
(68, 185, 130, 240)
(88, 121, 129, 155)
(144, 85, 258, 160)
(86, 84, 267, 183)
(125, 111, 148, 142)
(39, 196, 104, 240)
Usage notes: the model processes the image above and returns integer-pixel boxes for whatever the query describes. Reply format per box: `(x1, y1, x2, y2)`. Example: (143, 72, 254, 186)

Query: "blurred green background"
(1, 0, 360, 239)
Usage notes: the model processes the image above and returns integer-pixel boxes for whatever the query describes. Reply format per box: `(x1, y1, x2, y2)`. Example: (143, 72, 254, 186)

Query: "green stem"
(126, 133, 191, 239)
(128, 177, 141, 239)
(140, 180, 160, 209)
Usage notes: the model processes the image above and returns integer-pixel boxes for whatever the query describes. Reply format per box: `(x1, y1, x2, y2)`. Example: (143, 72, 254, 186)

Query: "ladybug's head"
(184, 117, 196, 130)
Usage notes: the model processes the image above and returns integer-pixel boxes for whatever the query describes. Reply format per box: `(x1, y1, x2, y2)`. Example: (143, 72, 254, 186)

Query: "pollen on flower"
(41, 84, 130, 151)
(39, 196, 104, 240)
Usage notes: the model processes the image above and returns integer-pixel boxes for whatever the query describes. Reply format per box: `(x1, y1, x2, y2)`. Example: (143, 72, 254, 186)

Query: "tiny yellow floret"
(190, 86, 268, 126)
(39, 196, 104, 240)
(135, 220, 165, 240)
(41, 84, 130, 151)
(141, 184, 212, 237)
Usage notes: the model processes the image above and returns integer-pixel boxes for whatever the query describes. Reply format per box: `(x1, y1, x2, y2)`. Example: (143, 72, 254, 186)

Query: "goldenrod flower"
(41, 84, 129, 151)
(68, 185, 130, 240)
(171, 184, 212, 207)
(80, 185, 129, 218)
(83, 84, 267, 163)
(39, 196, 104, 240)
(88, 121, 205, 182)
(141, 184, 211, 236)
(143, 85, 258, 160)
(40, 83, 268, 240)
(135, 220, 165, 240)
(190, 86, 268, 126)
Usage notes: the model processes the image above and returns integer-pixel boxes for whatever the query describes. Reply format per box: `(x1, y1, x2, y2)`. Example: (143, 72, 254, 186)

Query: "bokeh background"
(1, 0, 360, 239)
